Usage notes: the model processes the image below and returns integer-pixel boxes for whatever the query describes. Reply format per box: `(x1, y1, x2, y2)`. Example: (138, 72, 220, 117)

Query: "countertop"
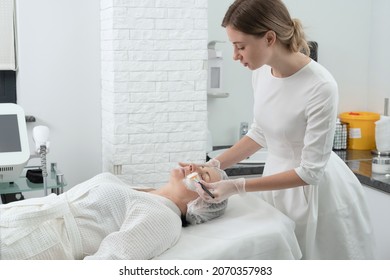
(337, 150, 390, 194)
(209, 147, 390, 194)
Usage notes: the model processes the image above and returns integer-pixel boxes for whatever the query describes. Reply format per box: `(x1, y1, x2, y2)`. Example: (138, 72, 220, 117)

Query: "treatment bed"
(155, 193, 302, 260)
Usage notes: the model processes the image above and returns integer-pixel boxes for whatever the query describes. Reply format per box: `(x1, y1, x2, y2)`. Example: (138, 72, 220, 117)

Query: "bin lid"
(339, 111, 380, 121)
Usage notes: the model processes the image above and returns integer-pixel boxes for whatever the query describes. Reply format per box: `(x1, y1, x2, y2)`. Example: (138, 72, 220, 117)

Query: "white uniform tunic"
(0, 173, 182, 260)
(246, 61, 374, 259)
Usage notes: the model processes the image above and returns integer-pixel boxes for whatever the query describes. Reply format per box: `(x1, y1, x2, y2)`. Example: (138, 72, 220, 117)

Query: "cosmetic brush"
(186, 172, 215, 199)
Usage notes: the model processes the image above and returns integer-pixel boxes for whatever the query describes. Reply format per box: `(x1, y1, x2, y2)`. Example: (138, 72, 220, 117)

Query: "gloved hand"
(179, 158, 221, 169)
(196, 177, 246, 203)
(205, 158, 221, 169)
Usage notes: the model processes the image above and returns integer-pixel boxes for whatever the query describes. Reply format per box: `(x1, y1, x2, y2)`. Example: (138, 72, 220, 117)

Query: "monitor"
(0, 103, 30, 183)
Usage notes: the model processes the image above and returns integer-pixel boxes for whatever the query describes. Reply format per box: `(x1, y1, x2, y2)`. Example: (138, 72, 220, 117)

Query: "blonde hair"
(222, 0, 310, 56)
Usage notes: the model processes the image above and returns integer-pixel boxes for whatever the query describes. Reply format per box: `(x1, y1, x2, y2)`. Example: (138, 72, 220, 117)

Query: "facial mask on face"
(183, 173, 201, 191)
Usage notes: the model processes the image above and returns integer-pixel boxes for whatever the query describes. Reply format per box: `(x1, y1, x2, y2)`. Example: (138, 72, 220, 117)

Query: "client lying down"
(0, 164, 228, 260)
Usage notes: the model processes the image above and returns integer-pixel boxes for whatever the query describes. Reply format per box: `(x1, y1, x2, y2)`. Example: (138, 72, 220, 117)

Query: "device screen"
(0, 114, 22, 153)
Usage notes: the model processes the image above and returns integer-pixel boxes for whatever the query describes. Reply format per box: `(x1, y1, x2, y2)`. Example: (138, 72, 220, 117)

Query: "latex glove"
(206, 158, 221, 169)
(196, 177, 246, 203)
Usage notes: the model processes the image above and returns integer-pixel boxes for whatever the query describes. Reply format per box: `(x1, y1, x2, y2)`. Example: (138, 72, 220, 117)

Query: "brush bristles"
(186, 172, 198, 180)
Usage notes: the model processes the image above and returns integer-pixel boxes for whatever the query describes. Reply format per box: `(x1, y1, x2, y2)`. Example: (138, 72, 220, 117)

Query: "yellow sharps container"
(339, 112, 380, 150)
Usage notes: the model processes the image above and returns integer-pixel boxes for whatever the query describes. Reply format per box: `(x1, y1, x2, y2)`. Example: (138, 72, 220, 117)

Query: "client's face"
(170, 165, 222, 198)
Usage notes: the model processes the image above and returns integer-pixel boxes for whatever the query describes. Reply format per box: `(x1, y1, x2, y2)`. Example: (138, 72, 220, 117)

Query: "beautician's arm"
(216, 136, 262, 170)
(245, 169, 307, 192)
(197, 166, 308, 203)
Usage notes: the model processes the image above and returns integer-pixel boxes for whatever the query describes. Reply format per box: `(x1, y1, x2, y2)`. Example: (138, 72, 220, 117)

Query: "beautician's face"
(226, 25, 272, 70)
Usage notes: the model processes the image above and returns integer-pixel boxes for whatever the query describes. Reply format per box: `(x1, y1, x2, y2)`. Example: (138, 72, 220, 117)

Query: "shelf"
(207, 92, 229, 98)
(0, 168, 66, 195)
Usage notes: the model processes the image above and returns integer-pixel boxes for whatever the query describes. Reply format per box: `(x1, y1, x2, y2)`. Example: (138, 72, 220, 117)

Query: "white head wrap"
(185, 168, 229, 225)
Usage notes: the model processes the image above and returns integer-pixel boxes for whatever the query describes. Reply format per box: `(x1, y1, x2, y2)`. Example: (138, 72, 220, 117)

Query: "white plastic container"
(375, 116, 390, 152)
(372, 156, 390, 174)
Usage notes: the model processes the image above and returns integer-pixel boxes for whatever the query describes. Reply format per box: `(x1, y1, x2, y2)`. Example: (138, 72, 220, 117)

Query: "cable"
(39, 145, 48, 195)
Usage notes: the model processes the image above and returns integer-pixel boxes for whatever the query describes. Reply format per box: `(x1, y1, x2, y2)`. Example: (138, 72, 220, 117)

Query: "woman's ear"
(265, 30, 276, 46)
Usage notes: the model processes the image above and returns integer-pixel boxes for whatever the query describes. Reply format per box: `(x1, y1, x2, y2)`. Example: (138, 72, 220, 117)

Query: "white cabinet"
(363, 185, 390, 260)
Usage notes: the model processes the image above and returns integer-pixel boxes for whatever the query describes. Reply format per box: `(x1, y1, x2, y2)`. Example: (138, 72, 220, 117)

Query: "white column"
(101, 0, 208, 187)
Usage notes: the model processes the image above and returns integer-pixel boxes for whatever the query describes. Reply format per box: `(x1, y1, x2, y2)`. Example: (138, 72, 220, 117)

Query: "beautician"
(183, 0, 374, 259)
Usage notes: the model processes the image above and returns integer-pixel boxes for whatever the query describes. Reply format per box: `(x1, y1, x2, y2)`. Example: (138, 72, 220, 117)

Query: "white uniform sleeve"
(246, 118, 267, 148)
(294, 81, 338, 185)
(84, 202, 182, 260)
(246, 68, 267, 147)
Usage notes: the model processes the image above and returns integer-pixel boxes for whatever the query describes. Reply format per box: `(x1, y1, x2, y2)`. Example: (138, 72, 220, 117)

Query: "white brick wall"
(101, 0, 208, 187)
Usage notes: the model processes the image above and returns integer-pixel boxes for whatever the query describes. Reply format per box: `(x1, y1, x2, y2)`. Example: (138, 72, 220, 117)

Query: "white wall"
(101, 0, 208, 187)
(208, 0, 386, 146)
(16, 0, 102, 191)
(368, 0, 390, 114)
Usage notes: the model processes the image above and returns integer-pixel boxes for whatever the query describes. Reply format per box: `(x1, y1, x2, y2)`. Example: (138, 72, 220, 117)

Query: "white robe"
(247, 61, 374, 259)
(0, 173, 182, 260)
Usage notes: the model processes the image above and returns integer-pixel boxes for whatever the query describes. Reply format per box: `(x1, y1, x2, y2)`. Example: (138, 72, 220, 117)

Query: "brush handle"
(199, 182, 215, 199)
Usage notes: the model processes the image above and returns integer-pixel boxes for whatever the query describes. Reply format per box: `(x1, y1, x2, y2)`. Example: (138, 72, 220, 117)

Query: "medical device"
(0, 103, 30, 183)
(32, 125, 50, 154)
(32, 125, 50, 195)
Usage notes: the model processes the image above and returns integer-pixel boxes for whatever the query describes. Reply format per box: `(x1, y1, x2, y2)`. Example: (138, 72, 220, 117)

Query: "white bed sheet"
(155, 194, 302, 260)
